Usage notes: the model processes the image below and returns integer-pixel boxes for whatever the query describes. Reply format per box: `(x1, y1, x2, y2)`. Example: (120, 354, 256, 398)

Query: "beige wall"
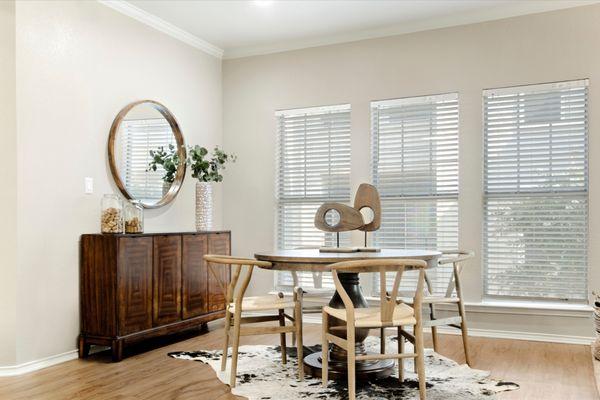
(0, 0, 17, 366)
(223, 5, 600, 338)
(8, 0, 222, 365)
(2, 0, 598, 370)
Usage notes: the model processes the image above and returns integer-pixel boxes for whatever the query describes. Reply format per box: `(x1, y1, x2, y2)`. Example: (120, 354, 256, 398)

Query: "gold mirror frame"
(108, 100, 186, 209)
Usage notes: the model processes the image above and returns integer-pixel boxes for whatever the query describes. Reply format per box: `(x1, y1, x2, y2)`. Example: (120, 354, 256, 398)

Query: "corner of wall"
(0, 0, 18, 367)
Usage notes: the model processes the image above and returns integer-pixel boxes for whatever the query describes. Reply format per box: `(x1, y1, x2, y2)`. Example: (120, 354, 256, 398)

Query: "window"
(120, 118, 175, 203)
(276, 104, 351, 288)
(483, 80, 588, 302)
(371, 93, 459, 294)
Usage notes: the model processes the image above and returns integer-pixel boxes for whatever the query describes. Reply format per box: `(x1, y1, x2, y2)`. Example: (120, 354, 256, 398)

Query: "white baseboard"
(302, 314, 594, 345)
(0, 350, 78, 377)
(435, 326, 593, 345)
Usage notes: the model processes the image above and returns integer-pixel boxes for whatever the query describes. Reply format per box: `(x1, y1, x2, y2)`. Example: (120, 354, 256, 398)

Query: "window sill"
(275, 290, 593, 318)
(454, 299, 592, 318)
(473, 299, 592, 312)
(364, 296, 592, 318)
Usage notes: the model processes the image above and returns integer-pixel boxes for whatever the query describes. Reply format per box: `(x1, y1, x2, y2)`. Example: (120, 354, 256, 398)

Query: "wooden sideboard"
(79, 231, 231, 361)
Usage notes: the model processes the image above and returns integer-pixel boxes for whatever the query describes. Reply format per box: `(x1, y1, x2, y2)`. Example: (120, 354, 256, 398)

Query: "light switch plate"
(84, 177, 93, 194)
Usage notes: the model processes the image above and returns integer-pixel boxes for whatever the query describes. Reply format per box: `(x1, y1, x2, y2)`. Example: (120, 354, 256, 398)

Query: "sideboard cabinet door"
(207, 233, 231, 312)
(153, 235, 182, 325)
(182, 234, 209, 319)
(118, 237, 153, 336)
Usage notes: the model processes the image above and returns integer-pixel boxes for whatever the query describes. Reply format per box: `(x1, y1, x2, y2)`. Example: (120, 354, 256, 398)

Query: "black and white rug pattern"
(169, 336, 519, 400)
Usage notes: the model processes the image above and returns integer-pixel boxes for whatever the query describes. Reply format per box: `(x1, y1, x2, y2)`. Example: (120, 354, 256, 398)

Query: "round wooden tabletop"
(254, 248, 441, 271)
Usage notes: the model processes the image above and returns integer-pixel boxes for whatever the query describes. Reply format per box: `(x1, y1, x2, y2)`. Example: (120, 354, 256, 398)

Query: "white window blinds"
(483, 80, 588, 302)
(276, 104, 351, 288)
(120, 118, 174, 203)
(371, 93, 459, 294)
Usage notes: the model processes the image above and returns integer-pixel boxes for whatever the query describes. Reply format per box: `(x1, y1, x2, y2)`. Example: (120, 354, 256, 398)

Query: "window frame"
(482, 79, 589, 303)
(274, 104, 352, 290)
(370, 93, 460, 295)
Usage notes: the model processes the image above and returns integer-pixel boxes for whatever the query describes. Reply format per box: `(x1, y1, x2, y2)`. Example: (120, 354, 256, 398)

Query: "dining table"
(254, 248, 441, 380)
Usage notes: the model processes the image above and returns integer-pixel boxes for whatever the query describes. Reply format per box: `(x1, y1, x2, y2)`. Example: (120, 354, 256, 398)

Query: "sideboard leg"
(111, 339, 124, 362)
(78, 336, 90, 359)
(199, 322, 209, 333)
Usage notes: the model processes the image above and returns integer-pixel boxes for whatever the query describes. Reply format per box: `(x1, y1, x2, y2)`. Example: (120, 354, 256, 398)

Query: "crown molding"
(97, 0, 224, 59)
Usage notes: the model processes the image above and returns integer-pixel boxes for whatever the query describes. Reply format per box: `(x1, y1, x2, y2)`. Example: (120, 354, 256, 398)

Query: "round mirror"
(108, 100, 186, 208)
(324, 209, 341, 227)
(359, 207, 375, 225)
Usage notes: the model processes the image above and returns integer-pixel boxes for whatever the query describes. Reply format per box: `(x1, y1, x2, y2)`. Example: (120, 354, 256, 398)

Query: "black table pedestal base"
(304, 351, 395, 380)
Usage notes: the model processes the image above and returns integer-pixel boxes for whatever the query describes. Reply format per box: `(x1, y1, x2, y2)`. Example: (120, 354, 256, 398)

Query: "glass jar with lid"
(101, 194, 123, 233)
(124, 200, 144, 233)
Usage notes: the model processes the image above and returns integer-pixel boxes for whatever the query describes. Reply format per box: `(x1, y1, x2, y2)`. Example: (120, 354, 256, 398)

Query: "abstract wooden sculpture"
(314, 203, 364, 232)
(314, 183, 382, 252)
(355, 183, 381, 250)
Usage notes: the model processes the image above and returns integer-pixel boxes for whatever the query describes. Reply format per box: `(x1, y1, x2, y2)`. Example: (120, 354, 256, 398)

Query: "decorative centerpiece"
(147, 144, 184, 197)
(124, 200, 144, 233)
(314, 183, 381, 252)
(187, 145, 236, 231)
(101, 194, 123, 233)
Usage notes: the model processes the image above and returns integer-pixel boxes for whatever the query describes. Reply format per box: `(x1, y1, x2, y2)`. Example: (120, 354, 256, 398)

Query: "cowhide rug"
(169, 336, 519, 400)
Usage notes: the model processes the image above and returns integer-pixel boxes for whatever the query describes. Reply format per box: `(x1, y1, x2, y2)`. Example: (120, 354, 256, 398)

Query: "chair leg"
(414, 327, 418, 373)
(292, 304, 299, 347)
(221, 309, 232, 371)
(322, 310, 329, 388)
(457, 300, 472, 366)
(278, 308, 287, 364)
(230, 311, 242, 388)
(398, 326, 404, 383)
(295, 300, 304, 381)
(414, 322, 427, 400)
(429, 303, 439, 353)
(347, 325, 356, 400)
(380, 327, 386, 354)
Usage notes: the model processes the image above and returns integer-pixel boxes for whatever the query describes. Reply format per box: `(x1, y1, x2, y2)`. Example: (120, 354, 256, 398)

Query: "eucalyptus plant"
(187, 145, 236, 183)
(147, 144, 182, 183)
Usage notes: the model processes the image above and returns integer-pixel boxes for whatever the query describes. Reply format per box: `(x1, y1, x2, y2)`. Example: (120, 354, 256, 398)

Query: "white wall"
(0, 0, 17, 367)
(223, 4, 600, 339)
(8, 0, 222, 365)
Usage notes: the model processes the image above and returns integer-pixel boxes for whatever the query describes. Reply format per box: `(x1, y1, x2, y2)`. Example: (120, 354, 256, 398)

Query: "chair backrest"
(437, 250, 474, 297)
(329, 258, 427, 326)
(203, 254, 272, 308)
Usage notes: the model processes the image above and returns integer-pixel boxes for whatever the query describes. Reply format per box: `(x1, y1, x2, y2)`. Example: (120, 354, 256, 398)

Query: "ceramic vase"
(195, 181, 213, 231)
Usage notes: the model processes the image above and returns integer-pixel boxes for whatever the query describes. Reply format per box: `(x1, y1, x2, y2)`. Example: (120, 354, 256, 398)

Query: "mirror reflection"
(109, 101, 185, 208)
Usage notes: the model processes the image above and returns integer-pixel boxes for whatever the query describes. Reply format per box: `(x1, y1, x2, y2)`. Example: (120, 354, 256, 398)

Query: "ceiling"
(122, 0, 598, 59)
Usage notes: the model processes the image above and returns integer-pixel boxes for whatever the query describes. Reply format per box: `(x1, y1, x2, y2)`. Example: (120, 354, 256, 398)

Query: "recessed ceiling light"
(254, 1, 274, 7)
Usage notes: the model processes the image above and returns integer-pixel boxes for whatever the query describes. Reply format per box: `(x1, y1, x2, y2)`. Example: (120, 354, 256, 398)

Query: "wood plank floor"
(0, 321, 596, 400)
